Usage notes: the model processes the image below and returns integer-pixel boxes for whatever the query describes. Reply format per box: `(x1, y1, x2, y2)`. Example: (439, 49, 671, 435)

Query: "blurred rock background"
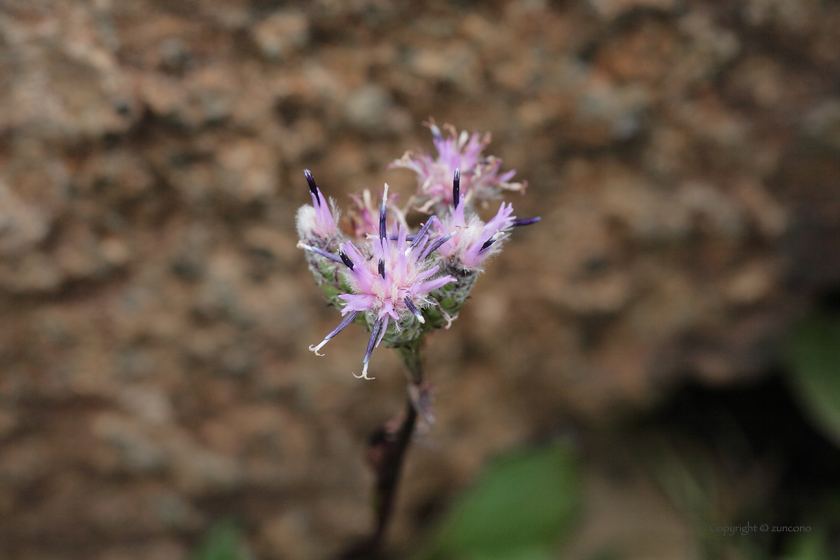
(1, 0, 840, 559)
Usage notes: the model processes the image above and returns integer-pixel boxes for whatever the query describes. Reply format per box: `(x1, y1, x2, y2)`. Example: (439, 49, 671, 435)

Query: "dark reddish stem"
(372, 398, 418, 541)
(338, 345, 423, 559)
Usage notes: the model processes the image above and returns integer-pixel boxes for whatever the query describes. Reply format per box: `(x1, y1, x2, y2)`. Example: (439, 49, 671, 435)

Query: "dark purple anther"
(410, 217, 438, 249)
(421, 232, 454, 259)
(356, 317, 384, 379)
(404, 297, 425, 324)
(365, 319, 382, 362)
(339, 250, 354, 270)
(379, 184, 389, 241)
(378, 258, 385, 279)
(512, 217, 541, 227)
(309, 310, 360, 355)
(453, 168, 460, 209)
(304, 169, 320, 206)
(479, 235, 497, 252)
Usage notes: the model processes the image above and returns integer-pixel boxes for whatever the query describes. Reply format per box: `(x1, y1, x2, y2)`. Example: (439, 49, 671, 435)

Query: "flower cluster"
(297, 123, 538, 379)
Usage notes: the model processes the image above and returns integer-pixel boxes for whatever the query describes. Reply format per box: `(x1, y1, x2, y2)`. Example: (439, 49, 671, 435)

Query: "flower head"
(296, 169, 339, 245)
(306, 184, 454, 379)
(388, 121, 527, 211)
(437, 200, 515, 269)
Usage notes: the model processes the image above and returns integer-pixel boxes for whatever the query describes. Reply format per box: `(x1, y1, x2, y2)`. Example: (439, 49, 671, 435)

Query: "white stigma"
(435, 303, 456, 329)
(353, 362, 375, 380)
(308, 341, 327, 356)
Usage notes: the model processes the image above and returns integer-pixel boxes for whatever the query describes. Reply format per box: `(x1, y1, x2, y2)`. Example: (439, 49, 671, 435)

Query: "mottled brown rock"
(0, 0, 839, 558)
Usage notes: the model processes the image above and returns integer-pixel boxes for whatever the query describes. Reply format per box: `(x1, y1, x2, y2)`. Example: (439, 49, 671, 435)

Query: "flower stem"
(397, 340, 424, 385)
(339, 346, 423, 559)
(372, 397, 418, 542)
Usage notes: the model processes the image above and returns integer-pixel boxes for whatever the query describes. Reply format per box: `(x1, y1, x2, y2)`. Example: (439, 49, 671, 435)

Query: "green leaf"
(781, 529, 829, 560)
(418, 444, 580, 560)
(191, 519, 249, 560)
(788, 315, 840, 446)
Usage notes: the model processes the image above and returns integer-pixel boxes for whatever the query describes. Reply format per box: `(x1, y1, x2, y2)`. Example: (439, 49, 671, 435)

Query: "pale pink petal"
(339, 294, 377, 313)
(414, 275, 455, 294)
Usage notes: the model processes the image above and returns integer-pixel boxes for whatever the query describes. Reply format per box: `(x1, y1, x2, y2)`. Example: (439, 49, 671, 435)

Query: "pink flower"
(295, 169, 339, 242)
(308, 185, 455, 379)
(437, 200, 516, 269)
(388, 121, 527, 210)
(427, 171, 526, 269)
